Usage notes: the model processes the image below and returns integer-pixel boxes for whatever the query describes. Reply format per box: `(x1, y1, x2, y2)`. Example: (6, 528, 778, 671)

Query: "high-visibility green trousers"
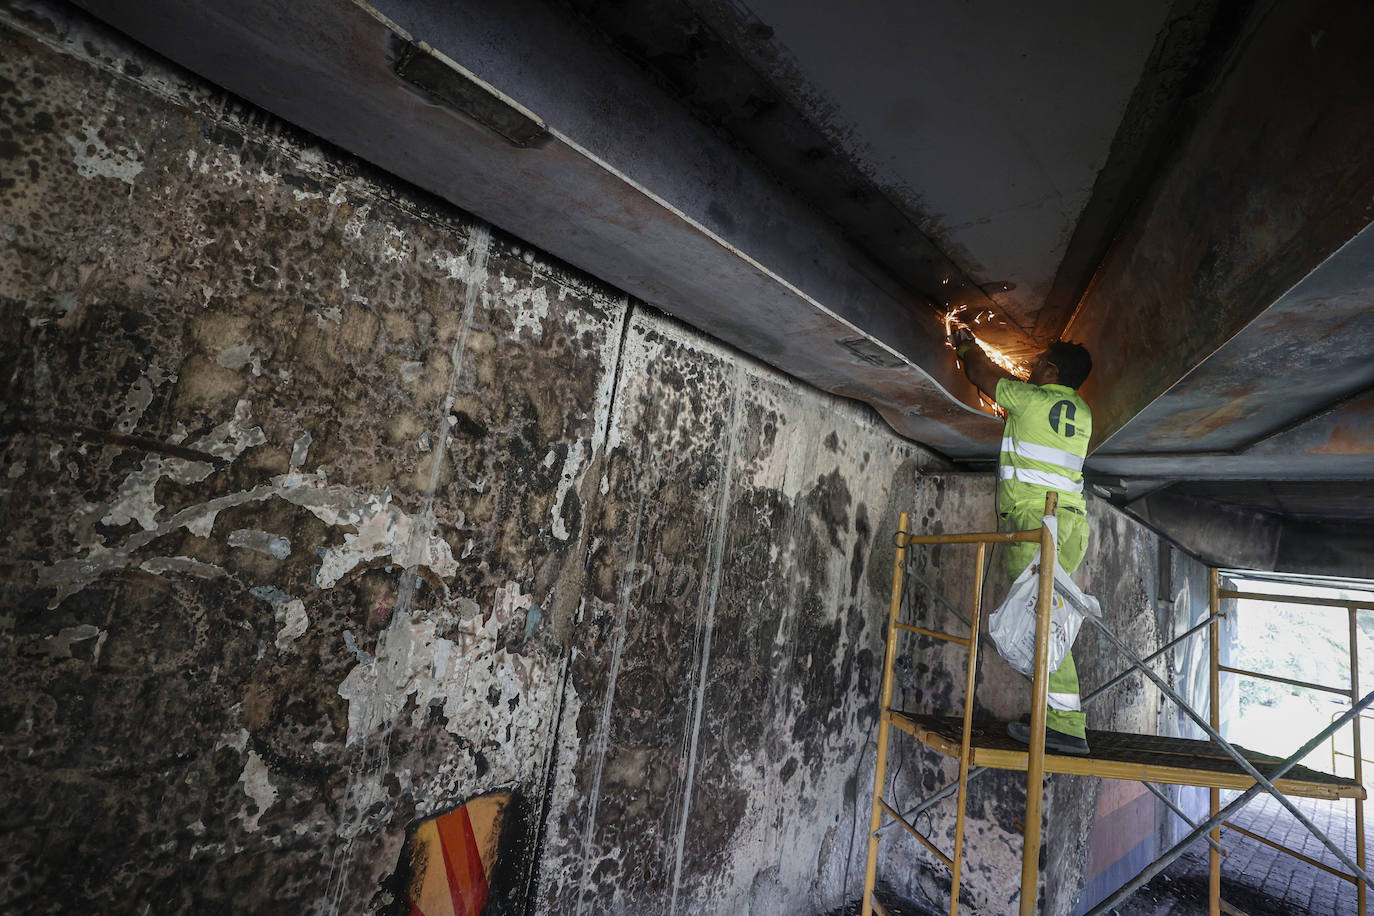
(1003, 502, 1090, 739)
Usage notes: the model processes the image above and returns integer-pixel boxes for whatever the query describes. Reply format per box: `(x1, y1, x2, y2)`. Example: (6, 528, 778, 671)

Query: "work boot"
(1007, 720, 1090, 756)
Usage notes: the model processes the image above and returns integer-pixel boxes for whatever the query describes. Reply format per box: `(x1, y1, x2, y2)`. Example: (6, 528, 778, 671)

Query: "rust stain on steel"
(1252, 395, 1374, 456)
(1318, 424, 1374, 454)
(1147, 395, 1255, 443)
(1070, 0, 1374, 448)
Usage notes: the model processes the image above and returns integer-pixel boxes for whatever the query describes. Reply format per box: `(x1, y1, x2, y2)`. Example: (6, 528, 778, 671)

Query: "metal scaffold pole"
(862, 511, 909, 916)
(1209, 568, 1222, 916)
(862, 507, 1370, 916)
(1019, 492, 1057, 916)
(862, 509, 1042, 914)
(1350, 603, 1368, 916)
(947, 540, 986, 914)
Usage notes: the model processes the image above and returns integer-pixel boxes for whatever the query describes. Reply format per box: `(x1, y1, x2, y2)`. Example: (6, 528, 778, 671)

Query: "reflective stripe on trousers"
(1048, 691, 1081, 711)
(998, 464, 1083, 493)
(1004, 504, 1089, 739)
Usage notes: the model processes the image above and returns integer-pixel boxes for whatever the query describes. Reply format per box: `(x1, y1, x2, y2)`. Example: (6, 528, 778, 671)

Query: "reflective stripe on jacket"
(994, 379, 1092, 515)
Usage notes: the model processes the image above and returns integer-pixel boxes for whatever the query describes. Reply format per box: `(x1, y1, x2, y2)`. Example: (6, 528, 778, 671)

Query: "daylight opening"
(1224, 569, 1374, 786)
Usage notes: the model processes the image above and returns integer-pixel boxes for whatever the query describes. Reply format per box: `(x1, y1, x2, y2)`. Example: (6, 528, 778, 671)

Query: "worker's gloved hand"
(951, 326, 977, 357)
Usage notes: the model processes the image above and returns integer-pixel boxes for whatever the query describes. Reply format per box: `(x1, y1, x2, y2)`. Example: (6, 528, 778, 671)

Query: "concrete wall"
(1, 5, 935, 912)
(1, 4, 1216, 914)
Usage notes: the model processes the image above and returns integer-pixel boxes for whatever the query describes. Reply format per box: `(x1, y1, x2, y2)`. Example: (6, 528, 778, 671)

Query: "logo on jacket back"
(1050, 401, 1077, 437)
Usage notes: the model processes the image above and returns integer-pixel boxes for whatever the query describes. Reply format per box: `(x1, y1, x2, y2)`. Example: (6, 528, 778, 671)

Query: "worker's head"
(1029, 341, 1092, 389)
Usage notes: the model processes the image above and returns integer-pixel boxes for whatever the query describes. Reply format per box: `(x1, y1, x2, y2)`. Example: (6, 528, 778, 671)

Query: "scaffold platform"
(894, 713, 1367, 801)
(861, 500, 1374, 916)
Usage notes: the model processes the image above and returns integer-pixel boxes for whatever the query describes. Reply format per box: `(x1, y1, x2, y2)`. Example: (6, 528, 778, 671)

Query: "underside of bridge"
(5, 2, 1374, 914)
(71, 0, 1374, 578)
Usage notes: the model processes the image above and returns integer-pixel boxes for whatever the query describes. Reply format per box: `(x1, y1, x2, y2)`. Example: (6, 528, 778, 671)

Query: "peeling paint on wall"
(229, 528, 292, 559)
(44, 623, 107, 661)
(4, 6, 624, 911)
(2, 5, 1203, 915)
(539, 307, 933, 914)
(39, 458, 460, 608)
(65, 118, 144, 185)
(238, 750, 279, 833)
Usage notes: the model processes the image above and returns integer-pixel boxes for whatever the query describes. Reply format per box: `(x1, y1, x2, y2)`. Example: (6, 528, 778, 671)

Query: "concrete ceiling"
(616, 0, 1177, 343)
(74, 0, 1374, 576)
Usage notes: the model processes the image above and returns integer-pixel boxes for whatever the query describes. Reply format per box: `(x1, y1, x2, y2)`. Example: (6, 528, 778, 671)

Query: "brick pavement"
(832, 791, 1374, 914)
(1117, 790, 1374, 915)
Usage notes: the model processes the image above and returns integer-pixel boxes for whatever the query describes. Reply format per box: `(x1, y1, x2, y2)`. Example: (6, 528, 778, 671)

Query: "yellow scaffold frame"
(861, 500, 1374, 916)
(863, 495, 1061, 916)
(1209, 580, 1374, 916)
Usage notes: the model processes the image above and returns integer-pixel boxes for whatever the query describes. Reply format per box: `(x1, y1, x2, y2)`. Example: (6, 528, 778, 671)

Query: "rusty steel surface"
(1167, 480, 1374, 523)
(1097, 221, 1374, 456)
(67, 0, 1374, 531)
(1248, 393, 1374, 456)
(75, 0, 1010, 455)
(1068, 0, 1374, 451)
(1087, 453, 1374, 482)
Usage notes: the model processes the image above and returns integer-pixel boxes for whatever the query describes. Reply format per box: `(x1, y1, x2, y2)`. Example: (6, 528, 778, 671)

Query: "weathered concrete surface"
(1, 4, 1237, 914)
(536, 311, 930, 913)
(0, 5, 613, 909)
(1, 6, 939, 912)
(1, 2, 630, 907)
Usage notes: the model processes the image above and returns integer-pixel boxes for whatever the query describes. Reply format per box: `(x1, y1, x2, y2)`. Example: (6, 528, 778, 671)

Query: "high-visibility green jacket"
(994, 379, 1091, 516)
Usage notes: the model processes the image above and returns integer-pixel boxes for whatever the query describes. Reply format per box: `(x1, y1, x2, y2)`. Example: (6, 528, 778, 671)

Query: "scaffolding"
(861, 501, 1374, 916)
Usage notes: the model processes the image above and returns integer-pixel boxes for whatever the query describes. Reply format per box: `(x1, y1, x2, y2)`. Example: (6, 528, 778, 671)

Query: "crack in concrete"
(670, 360, 747, 913)
(574, 486, 647, 916)
(321, 223, 491, 916)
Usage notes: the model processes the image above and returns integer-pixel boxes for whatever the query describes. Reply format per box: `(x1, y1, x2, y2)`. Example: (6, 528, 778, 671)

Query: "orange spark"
(943, 308, 1029, 380)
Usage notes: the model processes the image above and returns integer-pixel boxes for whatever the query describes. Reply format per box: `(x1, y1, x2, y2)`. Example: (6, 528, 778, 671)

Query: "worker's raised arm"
(951, 327, 1013, 401)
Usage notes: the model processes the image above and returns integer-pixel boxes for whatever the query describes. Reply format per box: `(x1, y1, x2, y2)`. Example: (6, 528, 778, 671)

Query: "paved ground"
(829, 791, 1372, 914)
(1112, 790, 1372, 915)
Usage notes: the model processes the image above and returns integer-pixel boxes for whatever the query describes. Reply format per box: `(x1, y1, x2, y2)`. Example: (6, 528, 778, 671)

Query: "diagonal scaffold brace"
(1084, 685, 1374, 915)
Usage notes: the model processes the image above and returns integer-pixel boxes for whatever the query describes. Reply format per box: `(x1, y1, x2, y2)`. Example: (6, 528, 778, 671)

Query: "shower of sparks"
(943, 307, 1030, 379)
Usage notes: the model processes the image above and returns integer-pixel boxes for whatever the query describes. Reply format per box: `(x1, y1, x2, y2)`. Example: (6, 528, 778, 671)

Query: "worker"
(951, 326, 1094, 755)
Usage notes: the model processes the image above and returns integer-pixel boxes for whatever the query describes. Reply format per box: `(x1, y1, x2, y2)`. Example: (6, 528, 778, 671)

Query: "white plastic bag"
(987, 515, 1101, 677)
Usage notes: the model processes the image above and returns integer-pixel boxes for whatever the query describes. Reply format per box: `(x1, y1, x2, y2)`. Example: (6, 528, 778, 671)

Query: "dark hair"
(1046, 341, 1092, 389)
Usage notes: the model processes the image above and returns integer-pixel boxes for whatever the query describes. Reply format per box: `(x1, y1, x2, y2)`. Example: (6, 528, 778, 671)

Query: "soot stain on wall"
(538, 311, 932, 913)
(2, 5, 1209, 914)
(2, 5, 940, 913)
(1, 6, 621, 912)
